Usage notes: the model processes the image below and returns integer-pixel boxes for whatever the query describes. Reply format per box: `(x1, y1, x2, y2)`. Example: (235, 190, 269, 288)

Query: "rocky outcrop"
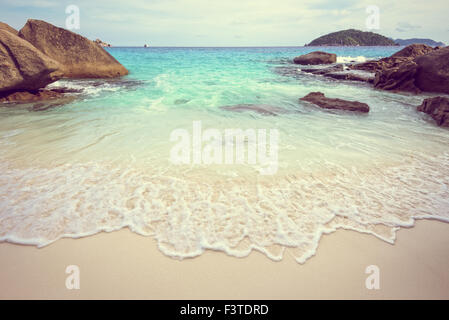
(295, 64, 374, 83)
(18, 19, 128, 78)
(417, 97, 449, 127)
(351, 44, 449, 94)
(94, 39, 111, 47)
(373, 60, 420, 92)
(323, 70, 374, 83)
(414, 47, 449, 94)
(351, 44, 436, 73)
(293, 51, 336, 65)
(300, 92, 370, 113)
(0, 89, 64, 103)
(391, 44, 435, 58)
(0, 22, 18, 35)
(0, 29, 62, 93)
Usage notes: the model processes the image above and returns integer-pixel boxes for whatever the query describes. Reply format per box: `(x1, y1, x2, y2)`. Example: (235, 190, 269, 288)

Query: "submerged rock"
(323, 70, 374, 83)
(300, 92, 370, 113)
(18, 19, 128, 78)
(0, 29, 62, 93)
(300, 64, 344, 75)
(293, 51, 337, 65)
(417, 96, 449, 127)
(1, 89, 65, 103)
(220, 104, 286, 116)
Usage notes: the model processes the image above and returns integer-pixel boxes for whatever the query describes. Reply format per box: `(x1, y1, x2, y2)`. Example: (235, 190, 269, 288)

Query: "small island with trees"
(306, 29, 397, 46)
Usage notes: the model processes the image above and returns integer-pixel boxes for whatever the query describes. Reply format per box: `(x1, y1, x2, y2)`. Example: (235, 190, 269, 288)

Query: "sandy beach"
(2, 10, 449, 302)
(1, 219, 448, 300)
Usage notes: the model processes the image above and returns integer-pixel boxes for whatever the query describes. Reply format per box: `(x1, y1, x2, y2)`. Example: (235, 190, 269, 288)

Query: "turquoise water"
(0, 47, 448, 262)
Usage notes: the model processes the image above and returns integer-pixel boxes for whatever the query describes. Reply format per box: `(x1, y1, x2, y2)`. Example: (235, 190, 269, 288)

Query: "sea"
(0, 46, 448, 263)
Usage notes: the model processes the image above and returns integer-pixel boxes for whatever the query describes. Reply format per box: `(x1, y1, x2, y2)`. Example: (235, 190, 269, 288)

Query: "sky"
(1, 0, 448, 46)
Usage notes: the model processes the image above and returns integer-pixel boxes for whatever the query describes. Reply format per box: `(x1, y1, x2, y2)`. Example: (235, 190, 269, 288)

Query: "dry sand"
(0, 219, 448, 299)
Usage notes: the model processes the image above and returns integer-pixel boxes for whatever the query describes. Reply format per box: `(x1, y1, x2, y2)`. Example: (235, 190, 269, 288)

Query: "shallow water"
(0, 46, 448, 263)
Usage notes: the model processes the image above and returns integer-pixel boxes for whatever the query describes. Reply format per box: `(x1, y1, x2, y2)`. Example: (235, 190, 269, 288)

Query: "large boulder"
(0, 22, 18, 35)
(300, 92, 370, 113)
(417, 96, 449, 127)
(391, 43, 435, 58)
(0, 29, 62, 93)
(293, 51, 337, 65)
(18, 19, 128, 78)
(414, 46, 449, 94)
(351, 44, 437, 73)
(367, 45, 449, 94)
(373, 60, 420, 92)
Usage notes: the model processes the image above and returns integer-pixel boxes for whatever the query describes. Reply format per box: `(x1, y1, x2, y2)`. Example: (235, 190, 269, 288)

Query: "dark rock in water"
(293, 51, 336, 65)
(300, 92, 370, 113)
(0, 29, 62, 93)
(0, 89, 66, 103)
(350, 60, 385, 73)
(324, 70, 374, 83)
(275, 64, 374, 84)
(417, 96, 449, 127)
(18, 19, 128, 78)
(414, 46, 449, 94)
(31, 97, 75, 111)
(300, 64, 343, 75)
(174, 99, 190, 105)
(94, 78, 144, 89)
(351, 44, 437, 73)
(49, 87, 83, 94)
(373, 60, 420, 92)
(220, 104, 286, 116)
(0, 88, 76, 111)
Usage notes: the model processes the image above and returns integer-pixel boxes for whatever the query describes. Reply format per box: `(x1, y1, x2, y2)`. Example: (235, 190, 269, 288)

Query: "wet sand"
(0, 219, 448, 299)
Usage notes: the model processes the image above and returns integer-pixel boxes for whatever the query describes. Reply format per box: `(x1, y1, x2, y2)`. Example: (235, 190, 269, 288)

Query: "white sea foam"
(337, 56, 368, 64)
(0, 151, 448, 263)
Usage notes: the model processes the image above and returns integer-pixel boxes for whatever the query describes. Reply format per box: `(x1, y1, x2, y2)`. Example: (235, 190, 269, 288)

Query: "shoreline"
(1, 219, 448, 299)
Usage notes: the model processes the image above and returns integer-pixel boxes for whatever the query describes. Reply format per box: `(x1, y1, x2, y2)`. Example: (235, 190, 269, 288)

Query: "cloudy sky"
(1, 0, 448, 46)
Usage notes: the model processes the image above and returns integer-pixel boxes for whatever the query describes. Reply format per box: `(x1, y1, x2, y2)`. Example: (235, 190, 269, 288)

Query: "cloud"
(0, 0, 448, 46)
(0, 0, 59, 8)
(396, 22, 422, 32)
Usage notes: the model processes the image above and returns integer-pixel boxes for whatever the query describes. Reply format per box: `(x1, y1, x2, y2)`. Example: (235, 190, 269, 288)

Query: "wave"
(336, 56, 368, 64)
(0, 151, 448, 263)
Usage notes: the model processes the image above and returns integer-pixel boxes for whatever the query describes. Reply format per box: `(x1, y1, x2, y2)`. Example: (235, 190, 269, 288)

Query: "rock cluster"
(1, 19, 128, 103)
(300, 92, 370, 113)
(417, 96, 449, 127)
(293, 51, 337, 65)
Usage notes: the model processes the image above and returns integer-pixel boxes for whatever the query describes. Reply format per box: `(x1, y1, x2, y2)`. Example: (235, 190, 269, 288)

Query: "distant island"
(394, 38, 445, 47)
(307, 29, 397, 46)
